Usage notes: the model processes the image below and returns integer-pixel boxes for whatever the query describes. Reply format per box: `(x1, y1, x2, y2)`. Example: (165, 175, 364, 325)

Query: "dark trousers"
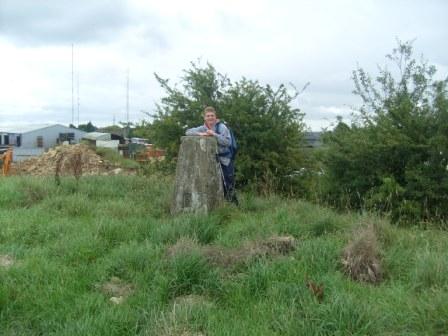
(221, 160, 238, 204)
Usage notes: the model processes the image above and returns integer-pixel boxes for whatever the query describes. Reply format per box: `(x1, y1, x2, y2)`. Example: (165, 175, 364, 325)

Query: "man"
(186, 106, 238, 204)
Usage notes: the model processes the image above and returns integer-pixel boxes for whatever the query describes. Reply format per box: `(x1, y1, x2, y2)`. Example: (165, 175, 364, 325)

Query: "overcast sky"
(0, 0, 447, 131)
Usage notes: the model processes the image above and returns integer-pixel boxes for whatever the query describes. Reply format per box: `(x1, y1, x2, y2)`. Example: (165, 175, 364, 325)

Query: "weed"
(341, 224, 383, 284)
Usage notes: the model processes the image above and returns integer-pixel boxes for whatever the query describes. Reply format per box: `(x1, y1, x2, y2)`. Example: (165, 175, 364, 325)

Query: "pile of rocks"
(13, 144, 129, 176)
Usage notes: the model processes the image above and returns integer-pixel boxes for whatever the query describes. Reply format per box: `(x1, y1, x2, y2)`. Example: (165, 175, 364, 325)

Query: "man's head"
(203, 106, 217, 128)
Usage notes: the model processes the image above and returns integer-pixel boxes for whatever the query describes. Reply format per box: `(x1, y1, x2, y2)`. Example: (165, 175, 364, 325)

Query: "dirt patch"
(13, 144, 135, 176)
(97, 276, 134, 304)
(167, 235, 297, 268)
(166, 237, 201, 258)
(341, 225, 383, 284)
(204, 235, 297, 267)
(0, 255, 14, 268)
(261, 235, 297, 255)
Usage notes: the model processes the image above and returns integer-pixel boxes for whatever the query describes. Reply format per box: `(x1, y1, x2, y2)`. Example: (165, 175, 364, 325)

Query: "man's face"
(204, 111, 217, 127)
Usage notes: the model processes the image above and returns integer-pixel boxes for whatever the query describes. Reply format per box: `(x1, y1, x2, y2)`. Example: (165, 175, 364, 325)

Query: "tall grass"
(0, 175, 447, 335)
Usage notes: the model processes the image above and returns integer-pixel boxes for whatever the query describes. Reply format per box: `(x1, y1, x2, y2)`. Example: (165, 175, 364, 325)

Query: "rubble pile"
(13, 144, 131, 176)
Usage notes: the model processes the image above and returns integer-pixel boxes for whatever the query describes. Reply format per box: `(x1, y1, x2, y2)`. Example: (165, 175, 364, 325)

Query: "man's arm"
(186, 125, 207, 135)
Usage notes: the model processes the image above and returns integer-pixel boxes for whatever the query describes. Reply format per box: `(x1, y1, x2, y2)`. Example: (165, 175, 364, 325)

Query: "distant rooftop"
(304, 131, 322, 148)
(83, 132, 111, 141)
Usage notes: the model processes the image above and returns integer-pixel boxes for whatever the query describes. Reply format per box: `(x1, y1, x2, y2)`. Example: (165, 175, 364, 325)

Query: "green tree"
(77, 121, 97, 132)
(132, 120, 152, 141)
(322, 41, 448, 224)
(147, 62, 307, 193)
(99, 125, 126, 136)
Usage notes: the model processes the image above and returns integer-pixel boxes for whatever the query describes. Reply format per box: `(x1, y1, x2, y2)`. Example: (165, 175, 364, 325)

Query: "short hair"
(203, 106, 216, 115)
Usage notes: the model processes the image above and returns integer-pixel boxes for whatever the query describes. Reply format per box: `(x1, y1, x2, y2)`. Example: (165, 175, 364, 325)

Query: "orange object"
(306, 280, 324, 303)
(1, 148, 12, 176)
(135, 144, 165, 162)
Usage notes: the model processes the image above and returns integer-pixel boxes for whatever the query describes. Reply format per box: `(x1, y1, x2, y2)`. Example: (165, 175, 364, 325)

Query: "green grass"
(0, 175, 447, 335)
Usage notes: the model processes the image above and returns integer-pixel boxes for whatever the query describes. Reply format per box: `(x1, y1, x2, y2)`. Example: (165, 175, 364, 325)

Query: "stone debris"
(97, 276, 134, 304)
(0, 255, 14, 268)
(109, 296, 125, 305)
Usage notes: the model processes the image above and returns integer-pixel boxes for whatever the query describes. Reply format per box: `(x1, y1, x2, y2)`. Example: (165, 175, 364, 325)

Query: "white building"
(0, 124, 86, 161)
(83, 132, 119, 150)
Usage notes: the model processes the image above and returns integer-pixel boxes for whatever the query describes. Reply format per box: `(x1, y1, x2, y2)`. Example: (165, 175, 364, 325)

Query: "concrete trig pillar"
(171, 136, 224, 214)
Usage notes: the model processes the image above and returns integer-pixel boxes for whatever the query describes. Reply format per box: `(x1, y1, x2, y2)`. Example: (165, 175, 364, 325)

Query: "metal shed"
(0, 124, 86, 161)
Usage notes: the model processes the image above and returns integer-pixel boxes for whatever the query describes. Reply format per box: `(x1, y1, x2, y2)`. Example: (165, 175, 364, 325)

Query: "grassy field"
(0, 175, 447, 335)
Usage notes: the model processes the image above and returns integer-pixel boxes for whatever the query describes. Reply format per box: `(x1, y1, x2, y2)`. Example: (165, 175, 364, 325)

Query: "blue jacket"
(185, 121, 231, 166)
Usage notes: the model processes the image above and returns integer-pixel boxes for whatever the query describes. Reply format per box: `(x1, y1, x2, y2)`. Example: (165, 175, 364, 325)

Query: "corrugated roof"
(0, 124, 76, 134)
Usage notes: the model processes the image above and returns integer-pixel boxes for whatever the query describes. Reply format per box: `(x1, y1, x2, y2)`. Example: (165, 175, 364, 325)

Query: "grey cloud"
(136, 24, 171, 52)
(216, 11, 247, 35)
(0, 0, 149, 45)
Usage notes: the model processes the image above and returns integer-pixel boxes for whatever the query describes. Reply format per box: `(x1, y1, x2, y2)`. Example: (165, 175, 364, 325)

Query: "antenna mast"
(71, 44, 74, 125)
(126, 69, 130, 138)
(77, 71, 80, 127)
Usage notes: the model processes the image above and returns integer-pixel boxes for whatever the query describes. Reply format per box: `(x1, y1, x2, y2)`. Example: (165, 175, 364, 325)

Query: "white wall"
(96, 140, 119, 150)
(21, 125, 86, 149)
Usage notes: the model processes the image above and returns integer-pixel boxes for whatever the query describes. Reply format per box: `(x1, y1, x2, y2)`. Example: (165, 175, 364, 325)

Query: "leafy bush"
(139, 62, 308, 193)
(321, 41, 448, 225)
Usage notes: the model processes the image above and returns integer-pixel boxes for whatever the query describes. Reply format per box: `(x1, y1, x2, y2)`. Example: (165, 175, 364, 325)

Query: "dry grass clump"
(69, 149, 83, 180)
(167, 235, 297, 269)
(341, 224, 383, 284)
